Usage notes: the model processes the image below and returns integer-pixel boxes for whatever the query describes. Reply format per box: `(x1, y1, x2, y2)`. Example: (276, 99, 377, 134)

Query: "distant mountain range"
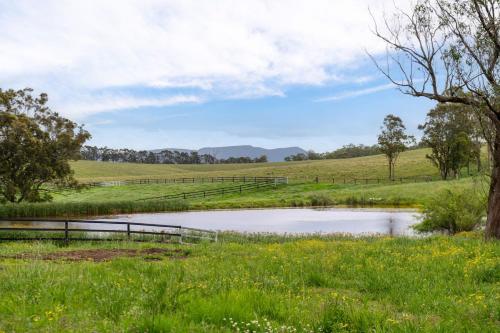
(151, 145, 307, 162)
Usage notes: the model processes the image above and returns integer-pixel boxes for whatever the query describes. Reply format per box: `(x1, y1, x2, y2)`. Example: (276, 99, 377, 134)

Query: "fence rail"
(0, 218, 217, 243)
(137, 177, 288, 202)
(80, 175, 446, 187)
(332, 176, 441, 185)
(305, 175, 442, 184)
(83, 176, 288, 187)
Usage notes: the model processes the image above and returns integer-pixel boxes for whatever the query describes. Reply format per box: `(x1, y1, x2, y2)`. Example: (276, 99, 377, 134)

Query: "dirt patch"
(2, 248, 189, 262)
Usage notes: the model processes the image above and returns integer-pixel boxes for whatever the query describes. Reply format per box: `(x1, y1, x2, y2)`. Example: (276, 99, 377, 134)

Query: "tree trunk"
(486, 132, 500, 239)
(388, 159, 392, 180)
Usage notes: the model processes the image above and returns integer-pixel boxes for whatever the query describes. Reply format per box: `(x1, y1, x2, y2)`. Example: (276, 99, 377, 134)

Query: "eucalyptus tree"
(419, 103, 477, 179)
(370, 0, 500, 238)
(378, 114, 415, 180)
(0, 88, 90, 203)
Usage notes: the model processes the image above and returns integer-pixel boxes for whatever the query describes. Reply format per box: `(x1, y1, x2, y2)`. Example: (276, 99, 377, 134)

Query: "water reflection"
(101, 208, 419, 235)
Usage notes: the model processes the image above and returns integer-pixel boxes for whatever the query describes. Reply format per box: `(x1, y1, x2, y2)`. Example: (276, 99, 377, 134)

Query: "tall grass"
(0, 235, 498, 332)
(0, 199, 189, 218)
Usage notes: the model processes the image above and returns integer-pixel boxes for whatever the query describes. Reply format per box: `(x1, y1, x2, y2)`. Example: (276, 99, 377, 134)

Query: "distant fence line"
(0, 218, 217, 243)
(136, 177, 288, 202)
(323, 175, 440, 185)
(83, 176, 288, 187)
(80, 175, 449, 187)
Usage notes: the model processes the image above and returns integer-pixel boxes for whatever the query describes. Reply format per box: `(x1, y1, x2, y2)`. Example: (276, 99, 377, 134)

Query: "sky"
(0, 0, 436, 152)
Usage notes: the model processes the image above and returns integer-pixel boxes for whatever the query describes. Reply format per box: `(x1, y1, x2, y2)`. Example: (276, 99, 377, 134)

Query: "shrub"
(309, 193, 334, 206)
(413, 187, 486, 234)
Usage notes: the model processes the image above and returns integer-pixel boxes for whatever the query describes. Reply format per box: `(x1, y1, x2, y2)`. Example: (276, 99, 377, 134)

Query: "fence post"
(315, 176, 319, 184)
(127, 223, 131, 239)
(64, 221, 69, 244)
(183, 193, 186, 199)
(332, 177, 335, 184)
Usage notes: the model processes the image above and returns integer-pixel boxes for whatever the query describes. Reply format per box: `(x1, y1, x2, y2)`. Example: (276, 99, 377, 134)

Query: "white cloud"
(0, 0, 399, 117)
(61, 94, 202, 118)
(316, 83, 396, 102)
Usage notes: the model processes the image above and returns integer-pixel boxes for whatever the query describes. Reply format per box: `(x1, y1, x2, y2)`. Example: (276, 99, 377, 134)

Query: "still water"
(98, 208, 420, 235)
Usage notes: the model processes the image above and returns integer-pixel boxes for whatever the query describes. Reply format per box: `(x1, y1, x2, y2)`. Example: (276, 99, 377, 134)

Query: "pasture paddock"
(0, 234, 498, 332)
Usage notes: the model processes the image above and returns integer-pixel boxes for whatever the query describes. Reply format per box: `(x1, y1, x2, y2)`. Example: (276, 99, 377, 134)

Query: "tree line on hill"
(284, 144, 386, 161)
(80, 146, 267, 164)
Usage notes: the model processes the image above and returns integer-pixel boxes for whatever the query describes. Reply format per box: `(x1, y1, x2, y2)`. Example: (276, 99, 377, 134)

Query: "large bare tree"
(370, 0, 499, 239)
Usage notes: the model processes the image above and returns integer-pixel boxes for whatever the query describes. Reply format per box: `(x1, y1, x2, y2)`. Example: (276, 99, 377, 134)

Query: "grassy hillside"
(0, 235, 498, 332)
(71, 148, 443, 182)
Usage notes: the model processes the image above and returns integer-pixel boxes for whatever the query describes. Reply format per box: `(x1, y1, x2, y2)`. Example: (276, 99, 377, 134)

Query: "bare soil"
(2, 248, 188, 262)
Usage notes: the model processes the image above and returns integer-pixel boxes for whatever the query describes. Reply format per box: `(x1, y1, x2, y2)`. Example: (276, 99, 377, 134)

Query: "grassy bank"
(0, 234, 498, 332)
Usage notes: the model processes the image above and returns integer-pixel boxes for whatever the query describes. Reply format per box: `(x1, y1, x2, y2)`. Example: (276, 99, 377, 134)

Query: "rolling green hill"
(71, 148, 443, 182)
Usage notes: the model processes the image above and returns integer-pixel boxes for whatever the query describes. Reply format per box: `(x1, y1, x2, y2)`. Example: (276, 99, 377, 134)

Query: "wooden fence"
(309, 175, 441, 184)
(137, 177, 288, 202)
(0, 218, 217, 243)
(84, 176, 287, 187)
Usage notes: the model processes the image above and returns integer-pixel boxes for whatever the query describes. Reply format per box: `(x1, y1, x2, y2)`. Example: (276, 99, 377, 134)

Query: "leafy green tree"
(378, 115, 415, 180)
(419, 103, 476, 179)
(254, 155, 268, 163)
(0, 88, 90, 203)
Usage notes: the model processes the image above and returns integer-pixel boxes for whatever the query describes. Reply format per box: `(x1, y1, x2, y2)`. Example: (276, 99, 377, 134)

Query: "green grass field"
(0, 234, 498, 332)
(70, 148, 443, 182)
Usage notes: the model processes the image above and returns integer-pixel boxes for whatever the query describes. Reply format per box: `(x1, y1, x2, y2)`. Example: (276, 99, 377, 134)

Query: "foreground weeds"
(0, 234, 498, 332)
